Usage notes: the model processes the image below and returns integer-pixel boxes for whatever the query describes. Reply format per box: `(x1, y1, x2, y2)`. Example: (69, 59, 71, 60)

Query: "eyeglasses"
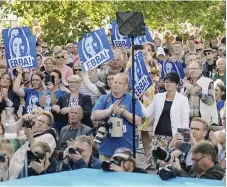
(32, 79, 41, 82)
(190, 127, 205, 131)
(192, 156, 207, 163)
(73, 69, 82, 72)
(37, 119, 49, 126)
(55, 56, 65, 59)
(196, 49, 203, 52)
(68, 81, 81, 84)
(0, 47, 4, 50)
(42, 46, 48, 49)
(205, 52, 212, 56)
(189, 68, 201, 70)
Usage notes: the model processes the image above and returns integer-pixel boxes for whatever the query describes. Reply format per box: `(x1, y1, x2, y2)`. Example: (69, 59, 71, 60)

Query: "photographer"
(168, 117, 209, 170)
(27, 141, 57, 177)
(169, 141, 225, 180)
(102, 147, 147, 174)
(9, 111, 57, 179)
(91, 73, 143, 161)
(59, 135, 101, 171)
(0, 139, 14, 181)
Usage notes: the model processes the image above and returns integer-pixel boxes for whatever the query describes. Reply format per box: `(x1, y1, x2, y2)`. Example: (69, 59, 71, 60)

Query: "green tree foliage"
(0, 0, 225, 45)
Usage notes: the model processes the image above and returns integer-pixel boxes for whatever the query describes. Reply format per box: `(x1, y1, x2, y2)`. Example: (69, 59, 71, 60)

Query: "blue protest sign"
(2, 27, 37, 69)
(111, 21, 131, 48)
(159, 60, 185, 85)
(129, 51, 153, 98)
(78, 28, 114, 71)
(133, 26, 154, 46)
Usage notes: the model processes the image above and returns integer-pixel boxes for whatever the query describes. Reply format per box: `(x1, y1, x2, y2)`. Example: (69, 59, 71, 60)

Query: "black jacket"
(53, 93, 93, 131)
(178, 163, 225, 180)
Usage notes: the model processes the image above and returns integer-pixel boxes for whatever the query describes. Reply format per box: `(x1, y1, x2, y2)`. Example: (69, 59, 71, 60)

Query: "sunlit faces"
(34, 114, 50, 133)
(190, 121, 206, 142)
(68, 106, 83, 123)
(106, 74, 115, 88)
(31, 74, 43, 89)
(172, 43, 183, 55)
(111, 74, 128, 95)
(67, 75, 81, 91)
(189, 62, 202, 79)
(185, 54, 197, 66)
(44, 58, 55, 73)
(216, 58, 226, 72)
(0, 73, 11, 88)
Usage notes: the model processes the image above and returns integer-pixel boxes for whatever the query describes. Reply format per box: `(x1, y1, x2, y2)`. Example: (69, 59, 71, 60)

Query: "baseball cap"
(112, 147, 135, 163)
(157, 47, 165, 56)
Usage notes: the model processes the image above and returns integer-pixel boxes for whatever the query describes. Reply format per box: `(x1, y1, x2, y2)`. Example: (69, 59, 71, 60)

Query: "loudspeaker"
(116, 11, 146, 37)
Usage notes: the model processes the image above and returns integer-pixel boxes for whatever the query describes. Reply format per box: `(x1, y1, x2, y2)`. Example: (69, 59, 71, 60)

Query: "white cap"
(157, 47, 165, 56)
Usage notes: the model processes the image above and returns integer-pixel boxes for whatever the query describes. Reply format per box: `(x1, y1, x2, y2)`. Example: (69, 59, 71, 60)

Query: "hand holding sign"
(15, 65, 23, 75)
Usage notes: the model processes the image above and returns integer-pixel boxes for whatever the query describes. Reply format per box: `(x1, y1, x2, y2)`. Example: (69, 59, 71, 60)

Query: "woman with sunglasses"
(53, 47, 73, 86)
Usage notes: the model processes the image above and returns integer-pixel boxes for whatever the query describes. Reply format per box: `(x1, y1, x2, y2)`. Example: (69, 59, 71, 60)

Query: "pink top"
(56, 64, 73, 80)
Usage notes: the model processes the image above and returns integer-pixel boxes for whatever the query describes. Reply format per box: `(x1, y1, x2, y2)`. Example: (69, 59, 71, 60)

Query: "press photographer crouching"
(168, 141, 225, 180)
(27, 142, 57, 176)
(101, 147, 147, 174)
(0, 139, 14, 181)
(59, 136, 101, 171)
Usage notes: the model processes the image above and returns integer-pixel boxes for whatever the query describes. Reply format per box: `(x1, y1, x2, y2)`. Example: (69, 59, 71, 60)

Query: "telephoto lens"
(152, 147, 173, 162)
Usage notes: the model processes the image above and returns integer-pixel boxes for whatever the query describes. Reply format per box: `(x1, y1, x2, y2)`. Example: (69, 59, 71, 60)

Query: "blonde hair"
(75, 135, 92, 147)
(32, 141, 51, 154)
(38, 111, 54, 126)
(32, 107, 44, 116)
(0, 139, 14, 157)
(67, 75, 82, 82)
(114, 73, 129, 85)
(191, 117, 209, 131)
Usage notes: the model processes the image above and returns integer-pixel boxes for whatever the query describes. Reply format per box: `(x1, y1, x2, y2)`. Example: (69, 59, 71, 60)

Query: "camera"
(177, 128, 190, 143)
(23, 120, 33, 128)
(0, 154, 6, 162)
(44, 75, 55, 86)
(101, 158, 123, 171)
(27, 151, 45, 164)
(158, 165, 178, 180)
(94, 121, 112, 144)
(152, 147, 174, 162)
(68, 147, 82, 155)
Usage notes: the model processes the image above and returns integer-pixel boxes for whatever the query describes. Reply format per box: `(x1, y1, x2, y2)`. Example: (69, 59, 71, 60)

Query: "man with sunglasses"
(202, 48, 216, 79)
(169, 141, 225, 180)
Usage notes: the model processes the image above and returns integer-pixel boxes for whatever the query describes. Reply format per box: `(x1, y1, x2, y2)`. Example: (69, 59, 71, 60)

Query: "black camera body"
(0, 154, 6, 162)
(158, 165, 178, 180)
(68, 147, 82, 155)
(101, 157, 123, 171)
(23, 120, 33, 128)
(27, 151, 45, 163)
(177, 128, 190, 143)
(94, 121, 112, 144)
(152, 147, 173, 162)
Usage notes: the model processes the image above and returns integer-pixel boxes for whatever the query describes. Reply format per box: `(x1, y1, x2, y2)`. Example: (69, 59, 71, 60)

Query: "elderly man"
(184, 60, 218, 125)
(57, 106, 91, 150)
(91, 73, 143, 161)
(213, 58, 226, 86)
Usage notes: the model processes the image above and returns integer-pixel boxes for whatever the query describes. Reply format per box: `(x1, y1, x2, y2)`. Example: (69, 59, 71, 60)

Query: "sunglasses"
(74, 69, 82, 72)
(205, 52, 212, 56)
(196, 49, 203, 52)
(0, 47, 4, 50)
(55, 56, 65, 59)
(42, 46, 48, 49)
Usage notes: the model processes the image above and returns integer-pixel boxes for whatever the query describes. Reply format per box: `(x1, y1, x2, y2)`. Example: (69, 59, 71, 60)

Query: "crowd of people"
(0, 26, 226, 182)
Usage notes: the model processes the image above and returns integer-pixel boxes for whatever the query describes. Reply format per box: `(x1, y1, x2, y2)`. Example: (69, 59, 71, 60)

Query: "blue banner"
(111, 21, 131, 48)
(111, 21, 154, 48)
(2, 27, 37, 69)
(159, 60, 185, 86)
(78, 28, 114, 71)
(129, 51, 153, 98)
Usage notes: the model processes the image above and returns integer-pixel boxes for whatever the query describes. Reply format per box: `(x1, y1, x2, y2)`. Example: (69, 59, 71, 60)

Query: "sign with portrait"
(159, 60, 185, 86)
(129, 51, 153, 98)
(2, 27, 37, 69)
(111, 21, 154, 48)
(78, 28, 114, 71)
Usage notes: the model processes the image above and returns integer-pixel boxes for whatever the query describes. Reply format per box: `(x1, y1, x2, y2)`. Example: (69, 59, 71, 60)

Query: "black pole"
(131, 37, 136, 158)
